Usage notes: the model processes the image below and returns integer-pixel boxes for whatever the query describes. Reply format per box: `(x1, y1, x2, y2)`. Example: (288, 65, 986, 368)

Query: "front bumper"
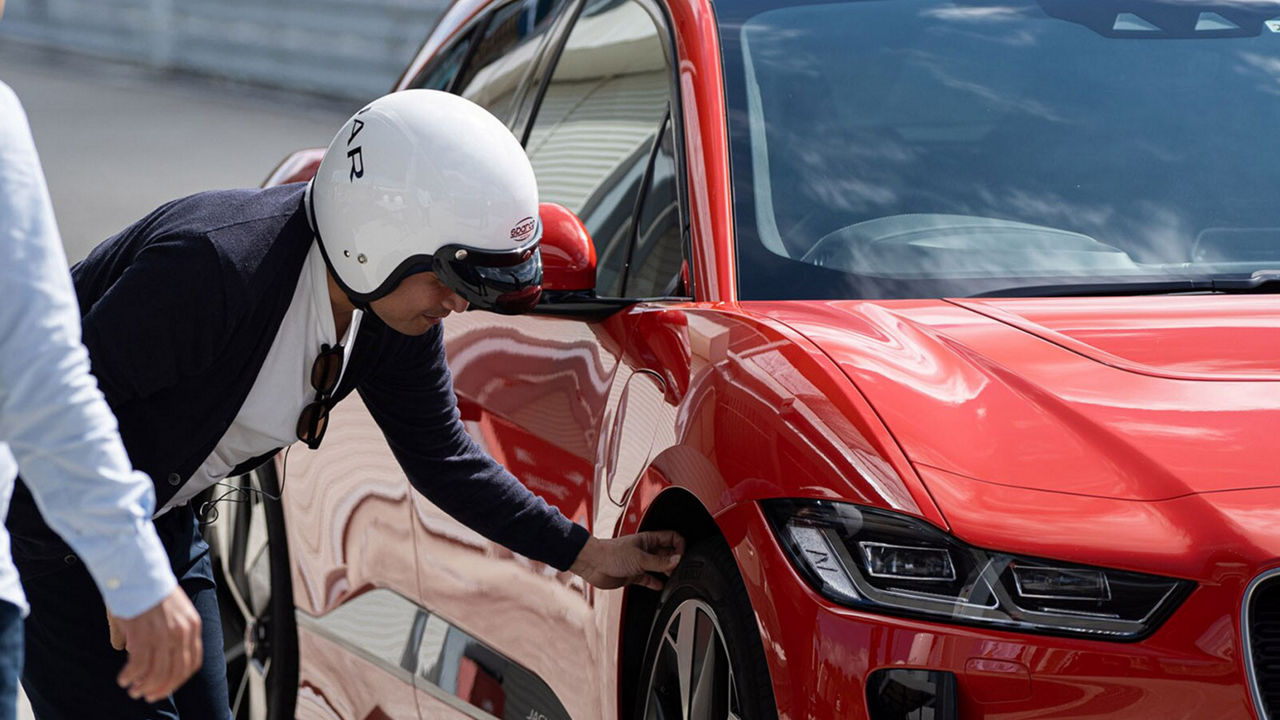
(720, 501, 1268, 720)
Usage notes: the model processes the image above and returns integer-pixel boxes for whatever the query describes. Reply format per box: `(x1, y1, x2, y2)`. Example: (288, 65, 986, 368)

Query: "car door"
(408, 0, 688, 718)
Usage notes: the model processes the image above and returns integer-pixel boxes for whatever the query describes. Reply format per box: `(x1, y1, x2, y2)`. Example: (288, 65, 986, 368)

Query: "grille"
(1247, 573, 1280, 720)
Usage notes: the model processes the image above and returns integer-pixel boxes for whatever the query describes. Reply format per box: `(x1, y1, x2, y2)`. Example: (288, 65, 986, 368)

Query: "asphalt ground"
(1, 38, 362, 718)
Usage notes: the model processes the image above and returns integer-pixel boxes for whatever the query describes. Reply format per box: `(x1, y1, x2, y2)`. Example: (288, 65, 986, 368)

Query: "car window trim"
(460, 0, 575, 125)
(409, 15, 486, 94)
(414, 0, 570, 129)
(636, 0, 693, 297)
(443, 12, 494, 95)
(510, 0, 587, 141)
(621, 0, 693, 302)
(619, 108, 672, 297)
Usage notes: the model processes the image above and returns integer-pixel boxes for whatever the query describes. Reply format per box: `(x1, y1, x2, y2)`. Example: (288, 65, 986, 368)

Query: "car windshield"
(720, 0, 1280, 299)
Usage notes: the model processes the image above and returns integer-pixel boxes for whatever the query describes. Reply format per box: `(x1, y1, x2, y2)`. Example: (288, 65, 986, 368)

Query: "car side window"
(412, 28, 476, 92)
(454, 0, 567, 124)
(524, 0, 672, 297)
(624, 112, 684, 298)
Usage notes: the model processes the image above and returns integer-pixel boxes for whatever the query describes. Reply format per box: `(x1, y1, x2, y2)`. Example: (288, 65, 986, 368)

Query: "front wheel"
(202, 464, 298, 720)
(634, 537, 778, 720)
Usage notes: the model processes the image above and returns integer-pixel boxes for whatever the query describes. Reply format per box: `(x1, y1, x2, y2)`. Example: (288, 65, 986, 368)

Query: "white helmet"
(306, 89, 543, 314)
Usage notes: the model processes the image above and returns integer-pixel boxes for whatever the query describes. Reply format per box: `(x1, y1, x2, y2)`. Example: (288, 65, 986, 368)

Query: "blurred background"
(2, 2, 453, 716)
(1, 0, 447, 100)
(1, 0, 453, 260)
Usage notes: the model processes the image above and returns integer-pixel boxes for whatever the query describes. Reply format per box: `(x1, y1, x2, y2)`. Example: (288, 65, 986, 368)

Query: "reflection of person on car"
(6, 90, 684, 720)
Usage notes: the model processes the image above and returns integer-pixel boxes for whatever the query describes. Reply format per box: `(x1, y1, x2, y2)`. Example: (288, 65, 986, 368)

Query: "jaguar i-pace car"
(209, 0, 1280, 717)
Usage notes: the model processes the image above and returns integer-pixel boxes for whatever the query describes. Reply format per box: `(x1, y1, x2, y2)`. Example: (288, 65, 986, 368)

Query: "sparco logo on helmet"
(346, 108, 370, 182)
(510, 216, 536, 243)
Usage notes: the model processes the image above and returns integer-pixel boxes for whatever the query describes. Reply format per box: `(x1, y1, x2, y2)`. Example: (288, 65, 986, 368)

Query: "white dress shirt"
(0, 81, 175, 618)
(161, 241, 361, 515)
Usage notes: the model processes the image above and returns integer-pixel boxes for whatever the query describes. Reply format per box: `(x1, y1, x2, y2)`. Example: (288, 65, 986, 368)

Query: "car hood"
(752, 296, 1280, 501)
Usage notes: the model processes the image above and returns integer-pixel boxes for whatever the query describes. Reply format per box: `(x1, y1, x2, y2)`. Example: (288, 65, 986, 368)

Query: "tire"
(202, 464, 299, 720)
(634, 537, 779, 720)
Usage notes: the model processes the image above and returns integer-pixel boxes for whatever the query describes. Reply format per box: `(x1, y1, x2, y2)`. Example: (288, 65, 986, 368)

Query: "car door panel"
(282, 399, 421, 617)
(408, 311, 628, 719)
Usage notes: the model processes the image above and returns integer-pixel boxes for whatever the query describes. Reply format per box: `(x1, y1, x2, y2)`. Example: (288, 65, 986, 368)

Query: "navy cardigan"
(9, 183, 588, 571)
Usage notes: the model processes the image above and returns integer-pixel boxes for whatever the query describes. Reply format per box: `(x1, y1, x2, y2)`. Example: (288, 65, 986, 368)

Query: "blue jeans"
(17, 506, 232, 720)
(0, 599, 22, 720)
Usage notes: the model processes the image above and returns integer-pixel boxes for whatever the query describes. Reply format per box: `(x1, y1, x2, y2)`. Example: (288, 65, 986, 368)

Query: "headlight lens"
(762, 499, 1192, 641)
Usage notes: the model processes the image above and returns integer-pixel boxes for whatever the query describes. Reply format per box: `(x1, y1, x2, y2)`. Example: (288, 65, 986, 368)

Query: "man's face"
(369, 271, 469, 335)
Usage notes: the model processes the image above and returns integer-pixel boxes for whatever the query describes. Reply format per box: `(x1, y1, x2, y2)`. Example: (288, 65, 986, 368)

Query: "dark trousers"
(0, 600, 22, 720)
(17, 506, 232, 720)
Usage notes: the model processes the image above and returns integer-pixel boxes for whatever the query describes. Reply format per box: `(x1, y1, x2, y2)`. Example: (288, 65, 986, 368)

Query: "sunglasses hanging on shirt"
(297, 342, 343, 450)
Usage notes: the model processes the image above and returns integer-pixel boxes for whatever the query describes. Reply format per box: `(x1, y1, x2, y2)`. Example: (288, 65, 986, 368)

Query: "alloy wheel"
(642, 599, 743, 720)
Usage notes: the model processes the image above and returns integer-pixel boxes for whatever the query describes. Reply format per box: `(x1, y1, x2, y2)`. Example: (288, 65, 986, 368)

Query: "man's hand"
(569, 531, 685, 590)
(108, 587, 203, 702)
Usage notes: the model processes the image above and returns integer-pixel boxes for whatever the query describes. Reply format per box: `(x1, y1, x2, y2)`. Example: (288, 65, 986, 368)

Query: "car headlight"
(762, 499, 1192, 641)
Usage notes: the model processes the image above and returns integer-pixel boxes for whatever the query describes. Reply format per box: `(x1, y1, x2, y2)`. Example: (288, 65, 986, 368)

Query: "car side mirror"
(538, 202, 597, 292)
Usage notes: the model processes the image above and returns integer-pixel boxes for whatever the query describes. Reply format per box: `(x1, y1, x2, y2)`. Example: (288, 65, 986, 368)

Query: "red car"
(207, 0, 1280, 717)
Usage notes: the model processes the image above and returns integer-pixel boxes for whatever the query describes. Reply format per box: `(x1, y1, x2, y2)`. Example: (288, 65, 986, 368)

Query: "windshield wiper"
(975, 270, 1280, 298)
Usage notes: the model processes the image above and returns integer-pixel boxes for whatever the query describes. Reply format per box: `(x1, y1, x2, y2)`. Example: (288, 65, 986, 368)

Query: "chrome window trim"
(1242, 566, 1280, 720)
